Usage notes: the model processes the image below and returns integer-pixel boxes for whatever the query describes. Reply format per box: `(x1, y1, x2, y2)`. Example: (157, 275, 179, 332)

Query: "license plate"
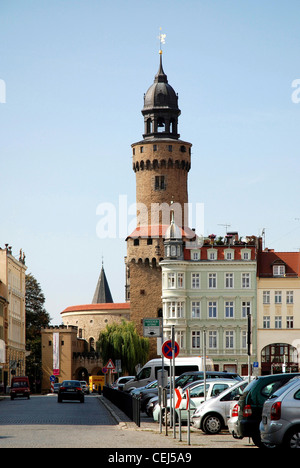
(67, 389, 75, 392)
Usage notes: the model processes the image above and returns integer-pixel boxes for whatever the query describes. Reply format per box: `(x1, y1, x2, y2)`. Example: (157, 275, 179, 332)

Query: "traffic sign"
(143, 318, 162, 337)
(50, 375, 56, 382)
(162, 340, 180, 359)
(102, 367, 108, 374)
(174, 388, 183, 409)
(106, 359, 115, 370)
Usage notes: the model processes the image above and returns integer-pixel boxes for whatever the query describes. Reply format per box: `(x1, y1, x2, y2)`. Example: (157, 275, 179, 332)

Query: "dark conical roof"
(143, 53, 179, 112)
(92, 265, 113, 304)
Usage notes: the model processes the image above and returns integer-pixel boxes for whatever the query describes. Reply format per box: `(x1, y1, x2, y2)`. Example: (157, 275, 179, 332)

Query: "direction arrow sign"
(174, 388, 183, 409)
(162, 340, 180, 359)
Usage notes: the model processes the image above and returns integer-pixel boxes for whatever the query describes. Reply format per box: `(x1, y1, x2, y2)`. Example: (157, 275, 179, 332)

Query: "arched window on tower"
(89, 337, 95, 352)
(157, 117, 165, 132)
(146, 118, 152, 134)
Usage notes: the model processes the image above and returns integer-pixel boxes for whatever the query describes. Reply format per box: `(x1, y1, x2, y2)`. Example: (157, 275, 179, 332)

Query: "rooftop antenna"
(218, 223, 231, 234)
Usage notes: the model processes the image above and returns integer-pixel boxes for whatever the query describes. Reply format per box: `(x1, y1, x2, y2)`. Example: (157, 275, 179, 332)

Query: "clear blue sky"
(1, 0, 300, 324)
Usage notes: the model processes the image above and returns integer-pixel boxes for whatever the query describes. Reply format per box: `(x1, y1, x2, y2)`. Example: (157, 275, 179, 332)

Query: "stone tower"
(126, 51, 194, 354)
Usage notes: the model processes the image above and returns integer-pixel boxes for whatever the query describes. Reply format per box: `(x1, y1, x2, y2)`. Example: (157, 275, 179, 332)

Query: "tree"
(25, 273, 51, 392)
(97, 321, 149, 375)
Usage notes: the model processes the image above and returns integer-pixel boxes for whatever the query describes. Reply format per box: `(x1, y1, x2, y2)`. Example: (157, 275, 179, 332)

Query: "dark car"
(57, 380, 85, 403)
(236, 373, 300, 447)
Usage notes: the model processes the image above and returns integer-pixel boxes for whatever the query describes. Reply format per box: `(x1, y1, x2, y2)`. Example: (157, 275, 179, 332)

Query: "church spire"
(92, 263, 113, 304)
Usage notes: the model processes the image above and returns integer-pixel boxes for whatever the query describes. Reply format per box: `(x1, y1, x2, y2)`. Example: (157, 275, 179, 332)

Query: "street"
(0, 394, 254, 449)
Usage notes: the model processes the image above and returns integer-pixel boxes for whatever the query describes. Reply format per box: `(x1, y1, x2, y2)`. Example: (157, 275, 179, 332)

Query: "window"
(191, 273, 200, 289)
(273, 265, 285, 277)
(242, 301, 251, 318)
(275, 316, 282, 329)
(208, 273, 217, 289)
(177, 273, 184, 288)
(225, 331, 234, 349)
(263, 316, 270, 329)
(147, 238, 153, 245)
(208, 301, 217, 318)
(191, 301, 201, 319)
(275, 291, 282, 304)
(208, 251, 217, 260)
(242, 330, 247, 349)
(286, 291, 294, 304)
(133, 239, 139, 246)
(287, 316, 294, 329)
(263, 291, 270, 304)
(177, 331, 185, 349)
(242, 273, 250, 288)
(225, 250, 234, 260)
(242, 251, 250, 260)
(167, 302, 184, 319)
(167, 273, 176, 288)
(140, 146, 144, 153)
(208, 331, 217, 349)
(225, 301, 234, 318)
(192, 251, 200, 261)
(191, 331, 201, 349)
(225, 273, 234, 289)
(168, 145, 172, 152)
(155, 175, 166, 190)
(153, 144, 157, 151)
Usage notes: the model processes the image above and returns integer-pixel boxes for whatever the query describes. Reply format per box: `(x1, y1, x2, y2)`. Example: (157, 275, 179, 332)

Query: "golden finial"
(158, 27, 166, 55)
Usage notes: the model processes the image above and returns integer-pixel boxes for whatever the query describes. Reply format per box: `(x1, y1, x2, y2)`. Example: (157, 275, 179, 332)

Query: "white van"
(123, 356, 214, 392)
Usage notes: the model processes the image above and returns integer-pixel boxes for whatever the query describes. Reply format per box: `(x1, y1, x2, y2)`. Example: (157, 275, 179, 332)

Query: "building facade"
(257, 250, 300, 375)
(0, 245, 27, 388)
(161, 232, 259, 376)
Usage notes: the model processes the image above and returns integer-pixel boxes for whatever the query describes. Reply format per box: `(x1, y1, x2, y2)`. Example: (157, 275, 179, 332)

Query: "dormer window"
(273, 265, 285, 277)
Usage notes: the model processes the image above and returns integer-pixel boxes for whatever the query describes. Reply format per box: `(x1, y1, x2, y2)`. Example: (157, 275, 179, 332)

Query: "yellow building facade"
(0, 246, 27, 389)
(257, 251, 300, 375)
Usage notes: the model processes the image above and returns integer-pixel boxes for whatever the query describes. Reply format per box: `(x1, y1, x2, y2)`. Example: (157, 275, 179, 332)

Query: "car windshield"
(62, 381, 81, 387)
(12, 382, 27, 388)
(268, 378, 300, 399)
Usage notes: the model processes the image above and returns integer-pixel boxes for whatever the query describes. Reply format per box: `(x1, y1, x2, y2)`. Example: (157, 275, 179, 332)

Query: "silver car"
(260, 377, 300, 448)
(191, 380, 247, 434)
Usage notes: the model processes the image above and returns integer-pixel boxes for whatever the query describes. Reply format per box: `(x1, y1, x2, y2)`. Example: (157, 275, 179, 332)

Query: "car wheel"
(202, 414, 222, 434)
(286, 429, 300, 448)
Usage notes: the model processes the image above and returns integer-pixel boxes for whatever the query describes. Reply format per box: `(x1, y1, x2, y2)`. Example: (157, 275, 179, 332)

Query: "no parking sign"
(162, 340, 180, 359)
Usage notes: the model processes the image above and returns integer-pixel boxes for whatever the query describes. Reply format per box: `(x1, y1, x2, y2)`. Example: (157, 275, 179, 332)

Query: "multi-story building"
(161, 231, 260, 376)
(0, 245, 27, 387)
(257, 250, 300, 375)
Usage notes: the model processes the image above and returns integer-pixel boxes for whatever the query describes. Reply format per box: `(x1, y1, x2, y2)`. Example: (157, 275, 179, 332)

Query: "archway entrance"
(261, 343, 298, 375)
(75, 367, 89, 382)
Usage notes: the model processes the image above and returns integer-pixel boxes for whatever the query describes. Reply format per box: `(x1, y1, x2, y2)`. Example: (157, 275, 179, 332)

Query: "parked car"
(191, 380, 248, 434)
(153, 379, 237, 425)
(53, 383, 61, 393)
(80, 381, 89, 394)
(228, 402, 240, 438)
(174, 371, 242, 389)
(57, 380, 85, 403)
(10, 376, 30, 400)
(260, 377, 300, 448)
(111, 376, 135, 391)
(236, 373, 300, 447)
(130, 380, 158, 395)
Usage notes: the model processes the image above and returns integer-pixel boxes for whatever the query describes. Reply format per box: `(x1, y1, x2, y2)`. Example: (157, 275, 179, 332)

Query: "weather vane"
(158, 27, 166, 54)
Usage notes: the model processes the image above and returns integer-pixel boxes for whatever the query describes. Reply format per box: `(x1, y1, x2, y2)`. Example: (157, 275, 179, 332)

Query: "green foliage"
(97, 321, 149, 375)
(25, 273, 51, 391)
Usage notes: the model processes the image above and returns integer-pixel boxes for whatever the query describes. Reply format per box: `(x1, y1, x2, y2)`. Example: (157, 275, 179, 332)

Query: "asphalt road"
(0, 394, 255, 450)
